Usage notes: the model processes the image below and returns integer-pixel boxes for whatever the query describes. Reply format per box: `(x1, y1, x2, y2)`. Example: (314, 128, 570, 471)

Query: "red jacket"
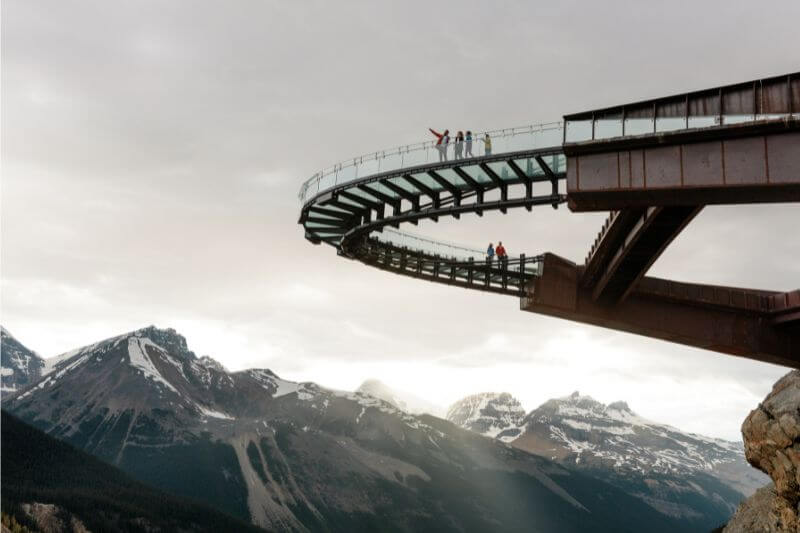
(496, 245, 506, 257)
(429, 128, 448, 146)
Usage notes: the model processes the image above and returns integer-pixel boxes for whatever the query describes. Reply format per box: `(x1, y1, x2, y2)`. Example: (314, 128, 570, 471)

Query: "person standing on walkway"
(454, 131, 464, 160)
(487, 242, 495, 262)
(483, 133, 492, 156)
(429, 128, 450, 162)
(496, 241, 507, 266)
(465, 131, 473, 158)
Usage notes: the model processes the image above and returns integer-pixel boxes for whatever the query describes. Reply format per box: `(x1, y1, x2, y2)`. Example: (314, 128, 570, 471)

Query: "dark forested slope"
(0, 410, 264, 533)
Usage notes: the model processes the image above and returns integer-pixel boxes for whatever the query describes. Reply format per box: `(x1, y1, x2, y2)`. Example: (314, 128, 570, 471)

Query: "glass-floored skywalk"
(298, 123, 568, 295)
(299, 71, 800, 296)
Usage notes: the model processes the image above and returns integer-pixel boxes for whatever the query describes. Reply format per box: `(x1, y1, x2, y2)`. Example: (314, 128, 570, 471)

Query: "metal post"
(653, 102, 657, 133)
(519, 254, 526, 294)
(485, 257, 491, 287)
(685, 94, 689, 129)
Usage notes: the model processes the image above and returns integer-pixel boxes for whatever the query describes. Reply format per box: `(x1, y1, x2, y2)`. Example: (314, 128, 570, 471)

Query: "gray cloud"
(2, 0, 798, 440)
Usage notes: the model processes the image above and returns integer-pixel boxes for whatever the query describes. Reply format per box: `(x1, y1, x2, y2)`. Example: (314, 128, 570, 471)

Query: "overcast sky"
(2, 0, 798, 441)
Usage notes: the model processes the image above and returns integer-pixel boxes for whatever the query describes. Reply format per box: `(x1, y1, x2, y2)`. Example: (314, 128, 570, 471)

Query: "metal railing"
(375, 228, 484, 262)
(368, 230, 541, 276)
(563, 72, 800, 143)
(298, 122, 563, 204)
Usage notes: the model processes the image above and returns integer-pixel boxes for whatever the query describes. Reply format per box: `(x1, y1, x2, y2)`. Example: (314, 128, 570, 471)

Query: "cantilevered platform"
(298, 72, 800, 365)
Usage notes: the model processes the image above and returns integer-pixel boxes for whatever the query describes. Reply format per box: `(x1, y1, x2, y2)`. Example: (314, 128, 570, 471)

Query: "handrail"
(298, 121, 563, 203)
(376, 228, 485, 259)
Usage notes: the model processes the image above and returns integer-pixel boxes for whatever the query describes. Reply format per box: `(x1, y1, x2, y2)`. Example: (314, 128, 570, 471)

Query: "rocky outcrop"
(723, 485, 797, 533)
(725, 370, 800, 532)
(21, 503, 90, 533)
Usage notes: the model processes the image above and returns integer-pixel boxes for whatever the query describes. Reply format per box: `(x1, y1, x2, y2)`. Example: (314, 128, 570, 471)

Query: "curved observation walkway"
(298, 123, 567, 295)
(298, 71, 800, 365)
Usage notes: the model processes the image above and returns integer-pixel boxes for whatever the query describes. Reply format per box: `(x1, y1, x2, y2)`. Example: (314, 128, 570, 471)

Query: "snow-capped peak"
(446, 392, 525, 442)
(515, 392, 751, 480)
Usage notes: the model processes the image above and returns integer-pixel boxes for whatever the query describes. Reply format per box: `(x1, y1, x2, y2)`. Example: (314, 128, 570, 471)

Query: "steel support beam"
(589, 206, 703, 303)
(522, 254, 800, 367)
(480, 163, 508, 213)
(566, 124, 800, 212)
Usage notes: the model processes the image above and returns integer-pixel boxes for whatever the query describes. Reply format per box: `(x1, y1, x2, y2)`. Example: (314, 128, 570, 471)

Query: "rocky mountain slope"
(1, 327, 45, 393)
(4, 326, 690, 532)
(448, 390, 768, 531)
(1, 410, 264, 533)
(446, 392, 525, 442)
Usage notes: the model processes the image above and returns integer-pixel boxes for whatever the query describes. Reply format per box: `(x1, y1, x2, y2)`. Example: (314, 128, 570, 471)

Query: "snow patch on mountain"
(197, 405, 235, 420)
(246, 368, 310, 399)
(127, 337, 178, 393)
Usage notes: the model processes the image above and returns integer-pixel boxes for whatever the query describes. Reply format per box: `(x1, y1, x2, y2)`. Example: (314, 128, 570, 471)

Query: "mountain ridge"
(2, 325, 696, 532)
(446, 388, 768, 529)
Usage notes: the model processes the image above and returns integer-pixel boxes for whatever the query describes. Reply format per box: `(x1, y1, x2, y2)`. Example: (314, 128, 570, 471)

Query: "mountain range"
(445, 390, 768, 529)
(1, 326, 766, 531)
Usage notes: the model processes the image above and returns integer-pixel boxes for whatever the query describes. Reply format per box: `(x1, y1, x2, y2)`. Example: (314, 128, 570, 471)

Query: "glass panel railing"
(299, 122, 564, 204)
(566, 101, 794, 145)
(565, 120, 592, 142)
(594, 118, 623, 139)
(723, 114, 756, 125)
(375, 228, 484, 261)
(372, 228, 542, 276)
(655, 117, 686, 132)
(356, 156, 382, 178)
(688, 115, 718, 129)
(623, 118, 654, 136)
